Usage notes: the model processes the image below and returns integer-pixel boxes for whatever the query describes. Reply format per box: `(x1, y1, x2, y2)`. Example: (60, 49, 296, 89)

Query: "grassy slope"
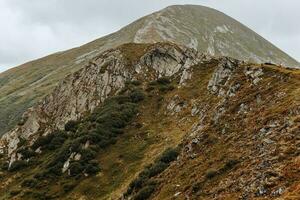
(0, 47, 299, 199)
(152, 65, 300, 199)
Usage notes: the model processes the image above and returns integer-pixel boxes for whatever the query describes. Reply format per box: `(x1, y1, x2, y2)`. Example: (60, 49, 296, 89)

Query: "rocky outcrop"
(207, 57, 240, 96)
(0, 43, 208, 164)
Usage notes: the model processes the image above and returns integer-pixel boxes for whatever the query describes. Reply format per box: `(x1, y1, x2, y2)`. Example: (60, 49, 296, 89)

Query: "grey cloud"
(0, 0, 299, 72)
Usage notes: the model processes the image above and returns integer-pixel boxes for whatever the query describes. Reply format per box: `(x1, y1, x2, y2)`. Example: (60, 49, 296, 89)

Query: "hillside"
(0, 4, 299, 136)
(0, 43, 299, 200)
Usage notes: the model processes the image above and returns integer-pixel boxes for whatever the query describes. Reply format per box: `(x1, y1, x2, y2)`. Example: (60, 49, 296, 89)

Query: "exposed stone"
(166, 95, 187, 115)
(207, 57, 239, 96)
(244, 67, 264, 85)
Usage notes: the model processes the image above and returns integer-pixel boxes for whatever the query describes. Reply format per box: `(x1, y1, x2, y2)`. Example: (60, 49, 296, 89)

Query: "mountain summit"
(132, 5, 298, 66)
(0, 5, 298, 137)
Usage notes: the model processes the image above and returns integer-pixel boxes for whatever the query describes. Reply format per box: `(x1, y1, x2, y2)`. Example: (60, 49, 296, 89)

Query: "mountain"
(0, 4, 299, 137)
(0, 42, 299, 199)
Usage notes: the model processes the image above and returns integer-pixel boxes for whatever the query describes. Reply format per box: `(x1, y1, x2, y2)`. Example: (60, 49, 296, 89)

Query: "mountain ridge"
(0, 42, 299, 199)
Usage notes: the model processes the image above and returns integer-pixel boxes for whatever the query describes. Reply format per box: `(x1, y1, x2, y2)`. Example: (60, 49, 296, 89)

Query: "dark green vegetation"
(148, 77, 175, 93)
(2, 83, 145, 199)
(124, 147, 180, 200)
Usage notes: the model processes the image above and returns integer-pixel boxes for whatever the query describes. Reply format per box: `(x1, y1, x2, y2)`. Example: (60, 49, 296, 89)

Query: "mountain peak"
(131, 4, 298, 67)
(0, 4, 298, 138)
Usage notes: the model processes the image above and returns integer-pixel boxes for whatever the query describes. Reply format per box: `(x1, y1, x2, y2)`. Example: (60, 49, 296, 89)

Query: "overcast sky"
(0, 0, 299, 72)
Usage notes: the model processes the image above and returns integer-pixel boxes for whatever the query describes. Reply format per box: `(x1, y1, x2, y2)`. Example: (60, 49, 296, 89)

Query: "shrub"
(148, 162, 168, 178)
(220, 159, 239, 173)
(47, 135, 67, 150)
(47, 162, 64, 176)
(0, 162, 9, 170)
(21, 178, 38, 188)
(156, 77, 171, 85)
(159, 148, 179, 163)
(69, 162, 84, 176)
(130, 90, 145, 103)
(205, 169, 218, 179)
(158, 85, 174, 92)
(134, 185, 156, 200)
(65, 120, 79, 132)
(79, 148, 96, 161)
(17, 148, 36, 159)
(130, 176, 147, 191)
(145, 86, 155, 92)
(9, 160, 28, 172)
(63, 183, 76, 193)
(84, 161, 100, 175)
(192, 182, 202, 193)
(31, 131, 67, 151)
(32, 134, 54, 150)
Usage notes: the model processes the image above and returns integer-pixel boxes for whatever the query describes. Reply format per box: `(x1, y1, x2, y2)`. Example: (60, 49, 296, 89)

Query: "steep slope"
(0, 4, 299, 136)
(0, 43, 299, 200)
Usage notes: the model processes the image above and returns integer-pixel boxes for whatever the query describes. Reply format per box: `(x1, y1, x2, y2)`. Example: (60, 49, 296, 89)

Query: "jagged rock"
(191, 105, 200, 116)
(0, 44, 204, 163)
(244, 67, 264, 85)
(166, 95, 187, 115)
(238, 103, 249, 114)
(207, 57, 239, 96)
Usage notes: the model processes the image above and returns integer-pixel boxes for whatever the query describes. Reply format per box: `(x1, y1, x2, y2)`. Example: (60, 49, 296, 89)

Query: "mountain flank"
(0, 4, 299, 136)
(0, 43, 299, 199)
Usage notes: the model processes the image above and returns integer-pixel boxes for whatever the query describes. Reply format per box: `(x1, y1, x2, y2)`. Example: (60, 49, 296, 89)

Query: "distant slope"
(0, 4, 298, 136)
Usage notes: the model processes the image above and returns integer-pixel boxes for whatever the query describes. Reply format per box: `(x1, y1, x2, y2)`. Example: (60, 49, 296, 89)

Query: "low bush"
(0, 161, 9, 170)
(134, 185, 156, 200)
(158, 148, 179, 163)
(69, 162, 84, 176)
(32, 134, 55, 150)
(221, 159, 239, 172)
(65, 120, 79, 132)
(21, 178, 38, 188)
(84, 161, 100, 174)
(32, 131, 67, 151)
(63, 183, 76, 193)
(205, 169, 218, 179)
(130, 89, 145, 103)
(192, 182, 202, 193)
(212, 158, 240, 177)
(156, 77, 171, 85)
(158, 85, 174, 92)
(9, 160, 28, 172)
(17, 148, 36, 159)
(148, 162, 168, 178)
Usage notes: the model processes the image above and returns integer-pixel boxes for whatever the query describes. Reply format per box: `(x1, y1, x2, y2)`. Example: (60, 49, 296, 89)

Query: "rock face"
(1, 4, 299, 138)
(0, 43, 207, 163)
